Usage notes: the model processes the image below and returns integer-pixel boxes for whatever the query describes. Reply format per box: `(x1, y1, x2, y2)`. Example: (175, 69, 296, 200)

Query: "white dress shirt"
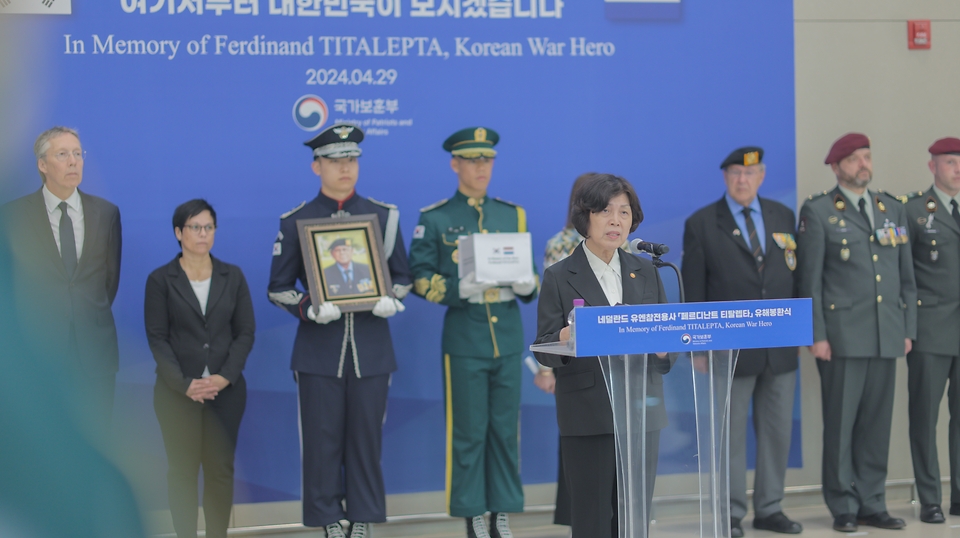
(583, 244, 623, 306)
(41, 185, 84, 260)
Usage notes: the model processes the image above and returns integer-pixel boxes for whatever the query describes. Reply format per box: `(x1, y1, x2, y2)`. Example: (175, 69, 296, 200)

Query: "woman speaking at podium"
(533, 174, 672, 538)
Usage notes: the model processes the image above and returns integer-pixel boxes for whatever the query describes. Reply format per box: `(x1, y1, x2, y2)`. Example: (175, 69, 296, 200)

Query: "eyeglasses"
(457, 156, 495, 164)
(183, 224, 216, 234)
(48, 150, 86, 162)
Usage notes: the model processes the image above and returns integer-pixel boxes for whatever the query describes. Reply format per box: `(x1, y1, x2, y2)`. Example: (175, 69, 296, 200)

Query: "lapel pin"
(630, 272, 636, 279)
(733, 229, 741, 236)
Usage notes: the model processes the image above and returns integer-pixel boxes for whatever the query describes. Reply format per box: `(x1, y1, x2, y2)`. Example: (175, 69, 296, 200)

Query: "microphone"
(630, 238, 670, 256)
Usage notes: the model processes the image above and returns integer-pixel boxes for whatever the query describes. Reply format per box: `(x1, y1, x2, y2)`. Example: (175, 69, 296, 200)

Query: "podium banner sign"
(575, 298, 812, 356)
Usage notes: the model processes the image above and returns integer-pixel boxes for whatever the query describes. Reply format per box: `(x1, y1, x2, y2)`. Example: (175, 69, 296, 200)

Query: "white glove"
(372, 296, 405, 318)
(511, 277, 537, 296)
(459, 271, 497, 299)
(307, 302, 342, 324)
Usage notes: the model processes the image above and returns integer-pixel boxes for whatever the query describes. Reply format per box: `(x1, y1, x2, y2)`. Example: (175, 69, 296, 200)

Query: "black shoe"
(857, 511, 906, 530)
(833, 514, 858, 532)
(466, 516, 491, 538)
(488, 512, 513, 538)
(920, 504, 945, 524)
(951, 502, 960, 516)
(730, 517, 744, 538)
(753, 512, 803, 534)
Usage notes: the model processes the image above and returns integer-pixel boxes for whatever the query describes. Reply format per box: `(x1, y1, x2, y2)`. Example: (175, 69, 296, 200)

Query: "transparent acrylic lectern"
(530, 342, 739, 538)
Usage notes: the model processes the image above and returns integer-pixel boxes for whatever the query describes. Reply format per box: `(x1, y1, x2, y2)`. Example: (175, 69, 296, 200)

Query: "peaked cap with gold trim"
(720, 146, 764, 169)
(443, 126, 499, 158)
(304, 123, 364, 159)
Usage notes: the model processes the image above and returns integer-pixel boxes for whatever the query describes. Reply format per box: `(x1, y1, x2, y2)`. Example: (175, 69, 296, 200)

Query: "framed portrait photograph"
(296, 214, 394, 313)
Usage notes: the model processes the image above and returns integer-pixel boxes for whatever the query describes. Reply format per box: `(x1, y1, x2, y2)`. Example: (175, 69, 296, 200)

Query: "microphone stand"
(642, 253, 685, 304)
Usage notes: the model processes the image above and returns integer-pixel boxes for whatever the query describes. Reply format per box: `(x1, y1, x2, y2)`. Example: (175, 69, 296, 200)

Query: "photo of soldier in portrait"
(322, 237, 374, 298)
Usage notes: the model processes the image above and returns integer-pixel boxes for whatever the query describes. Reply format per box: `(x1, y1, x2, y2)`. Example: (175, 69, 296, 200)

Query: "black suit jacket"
(323, 261, 373, 297)
(1, 188, 121, 374)
(534, 244, 671, 437)
(144, 255, 256, 394)
(681, 195, 799, 377)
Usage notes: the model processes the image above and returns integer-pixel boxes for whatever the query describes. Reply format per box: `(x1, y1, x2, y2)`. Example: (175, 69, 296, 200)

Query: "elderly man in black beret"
(682, 147, 802, 536)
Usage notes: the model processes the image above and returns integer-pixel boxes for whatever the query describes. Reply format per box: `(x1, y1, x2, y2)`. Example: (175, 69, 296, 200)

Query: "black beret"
(720, 146, 764, 169)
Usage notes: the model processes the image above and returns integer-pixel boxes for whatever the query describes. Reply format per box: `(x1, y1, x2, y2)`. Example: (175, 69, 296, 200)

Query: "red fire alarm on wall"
(908, 20, 931, 49)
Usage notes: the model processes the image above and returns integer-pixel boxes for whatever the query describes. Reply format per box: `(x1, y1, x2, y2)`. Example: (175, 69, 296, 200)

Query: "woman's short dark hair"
(565, 172, 599, 229)
(172, 199, 217, 233)
(570, 174, 643, 238)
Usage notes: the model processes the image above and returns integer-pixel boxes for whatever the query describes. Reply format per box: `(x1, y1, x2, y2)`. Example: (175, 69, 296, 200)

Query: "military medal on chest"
(772, 233, 798, 271)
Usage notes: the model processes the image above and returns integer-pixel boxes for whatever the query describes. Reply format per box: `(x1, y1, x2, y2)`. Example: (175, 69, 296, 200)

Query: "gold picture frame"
(296, 214, 393, 313)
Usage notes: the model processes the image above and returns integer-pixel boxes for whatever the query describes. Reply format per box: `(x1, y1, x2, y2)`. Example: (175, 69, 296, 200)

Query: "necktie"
(58, 201, 77, 278)
(346, 269, 353, 284)
(742, 207, 764, 273)
(952, 200, 960, 230)
(858, 198, 872, 229)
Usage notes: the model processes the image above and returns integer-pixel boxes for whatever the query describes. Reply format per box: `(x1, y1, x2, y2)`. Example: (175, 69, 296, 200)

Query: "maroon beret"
(824, 133, 870, 165)
(929, 137, 960, 155)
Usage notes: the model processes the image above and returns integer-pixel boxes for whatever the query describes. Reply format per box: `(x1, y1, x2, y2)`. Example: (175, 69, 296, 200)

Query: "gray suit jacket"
(533, 244, 671, 436)
(905, 188, 960, 356)
(1, 188, 122, 373)
(796, 186, 916, 358)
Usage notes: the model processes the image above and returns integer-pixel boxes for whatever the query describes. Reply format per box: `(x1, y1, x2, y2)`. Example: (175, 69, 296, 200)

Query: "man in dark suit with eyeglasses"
(1, 126, 122, 436)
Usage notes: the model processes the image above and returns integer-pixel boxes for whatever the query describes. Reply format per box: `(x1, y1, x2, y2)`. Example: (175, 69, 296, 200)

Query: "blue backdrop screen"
(2, 0, 797, 507)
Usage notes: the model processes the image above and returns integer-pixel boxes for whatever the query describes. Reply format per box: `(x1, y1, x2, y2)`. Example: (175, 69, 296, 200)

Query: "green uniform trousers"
(443, 352, 524, 517)
(908, 351, 960, 506)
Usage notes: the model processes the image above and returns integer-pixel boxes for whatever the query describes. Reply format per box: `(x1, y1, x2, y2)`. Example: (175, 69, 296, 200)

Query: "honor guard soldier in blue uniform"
(267, 124, 412, 538)
(903, 137, 960, 524)
(796, 133, 917, 533)
(408, 127, 539, 538)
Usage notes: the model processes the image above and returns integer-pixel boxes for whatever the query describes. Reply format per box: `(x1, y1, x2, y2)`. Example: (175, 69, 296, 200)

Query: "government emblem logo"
(293, 95, 328, 132)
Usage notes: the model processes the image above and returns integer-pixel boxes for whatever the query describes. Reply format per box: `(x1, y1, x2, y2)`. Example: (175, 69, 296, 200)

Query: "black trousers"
(560, 431, 660, 538)
(297, 369, 390, 527)
(154, 376, 246, 538)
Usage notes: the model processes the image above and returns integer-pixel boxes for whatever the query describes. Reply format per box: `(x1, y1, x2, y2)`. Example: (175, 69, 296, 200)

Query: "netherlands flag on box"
(605, 0, 681, 21)
(503, 246, 515, 255)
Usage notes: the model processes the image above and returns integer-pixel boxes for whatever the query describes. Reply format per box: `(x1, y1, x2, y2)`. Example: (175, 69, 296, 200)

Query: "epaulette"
(896, 190, 925, 204)
(875, 189, 908, 204)
(494, 197, 520, 207)
(280, 201, 306, 219)
(420, 199, 449, 213)
(806, 190, 831, 201)
(368, 197, 397, 209)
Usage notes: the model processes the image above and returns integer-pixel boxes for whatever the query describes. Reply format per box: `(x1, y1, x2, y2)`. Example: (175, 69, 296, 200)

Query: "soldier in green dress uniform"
(903, 137, 960, 524)
(796, 132, 917, 533)
(408, 127, 539, 538)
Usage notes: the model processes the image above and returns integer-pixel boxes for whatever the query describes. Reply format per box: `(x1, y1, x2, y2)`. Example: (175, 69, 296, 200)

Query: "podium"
(531, 298, 813, 538)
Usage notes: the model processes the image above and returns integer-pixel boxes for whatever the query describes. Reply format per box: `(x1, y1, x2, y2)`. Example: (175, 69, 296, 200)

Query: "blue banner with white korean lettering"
(575, 299, 813, 356)
(0, 0, 795, 506)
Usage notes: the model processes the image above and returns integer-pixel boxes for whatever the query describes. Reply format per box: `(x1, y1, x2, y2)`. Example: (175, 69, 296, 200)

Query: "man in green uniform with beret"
(903, 137, 960, 524)
(796, 132, 916, 533)
(408, 127, 538, 538)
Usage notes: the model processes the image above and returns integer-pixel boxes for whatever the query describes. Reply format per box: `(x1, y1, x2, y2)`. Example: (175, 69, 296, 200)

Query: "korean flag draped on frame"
(0, 0, 71, 14)
(605, 0, 681, 21)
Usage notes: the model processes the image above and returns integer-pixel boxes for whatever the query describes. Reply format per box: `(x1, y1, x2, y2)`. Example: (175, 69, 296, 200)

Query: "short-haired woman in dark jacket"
(144, 199, 255, 538)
